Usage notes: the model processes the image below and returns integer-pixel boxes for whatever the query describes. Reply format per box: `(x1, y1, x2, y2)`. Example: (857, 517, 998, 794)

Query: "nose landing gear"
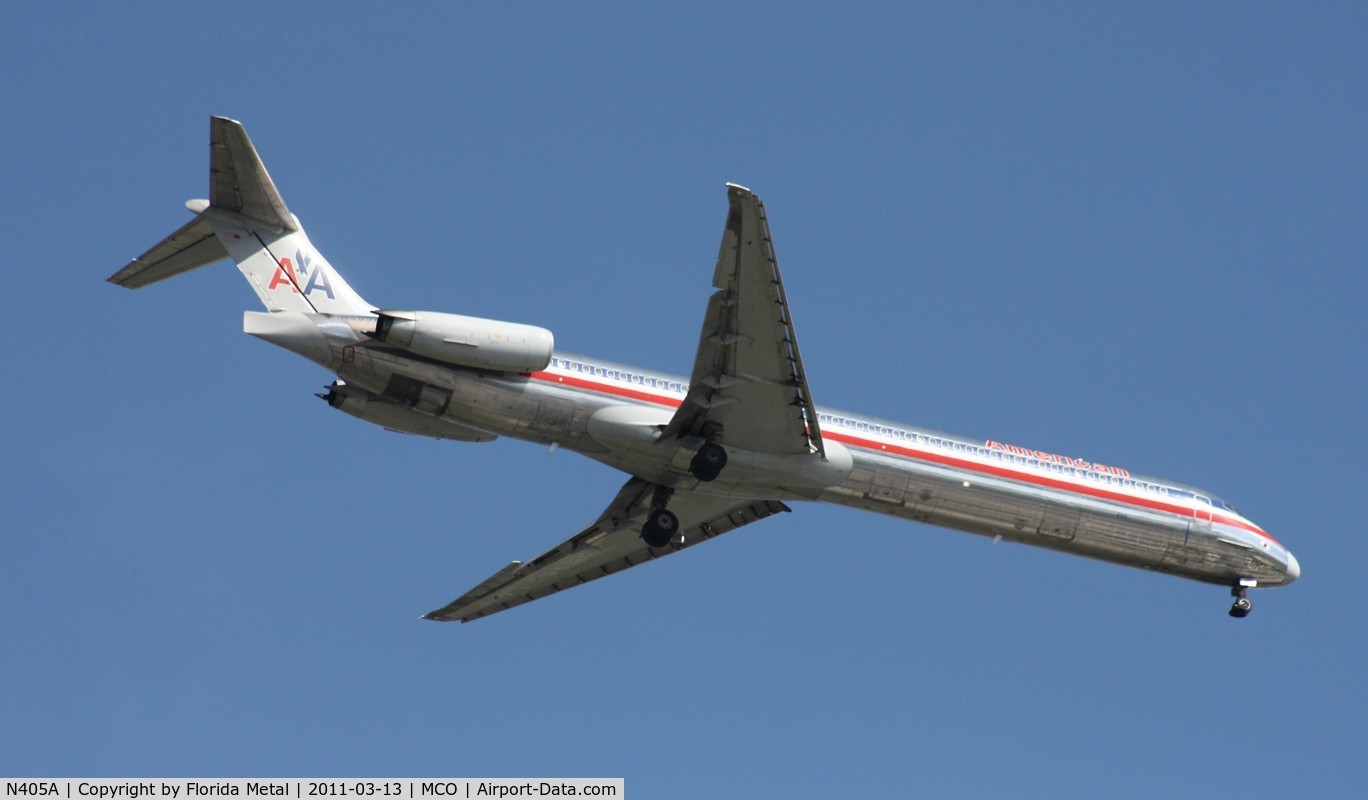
(1229, 582, 1255, 618)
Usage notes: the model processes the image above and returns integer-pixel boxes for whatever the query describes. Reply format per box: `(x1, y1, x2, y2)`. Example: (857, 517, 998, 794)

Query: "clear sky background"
(3, 3, 1365, 796)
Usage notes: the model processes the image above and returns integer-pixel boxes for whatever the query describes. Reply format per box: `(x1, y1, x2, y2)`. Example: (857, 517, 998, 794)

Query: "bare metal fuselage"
(113, 118, 1297, 620)
(288, 318, 1298, 593)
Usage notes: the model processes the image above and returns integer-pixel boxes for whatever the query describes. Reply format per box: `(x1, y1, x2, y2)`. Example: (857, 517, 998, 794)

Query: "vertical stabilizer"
(204, 117, 372, 315)
(110, 117, 374, 317)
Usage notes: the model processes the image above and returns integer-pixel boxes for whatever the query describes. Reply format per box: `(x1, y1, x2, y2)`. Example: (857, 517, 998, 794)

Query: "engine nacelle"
(319, 381, 497, 443)
(372, 310, 554, 373)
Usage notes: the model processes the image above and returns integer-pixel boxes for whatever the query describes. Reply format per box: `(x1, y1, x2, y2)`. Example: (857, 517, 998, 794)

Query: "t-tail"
(108, 116, 373, 317)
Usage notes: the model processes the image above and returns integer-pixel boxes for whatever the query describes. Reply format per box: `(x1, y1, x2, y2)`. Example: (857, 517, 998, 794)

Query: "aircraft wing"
(423, 478, 789, 622)
(662, 184, 825, 458)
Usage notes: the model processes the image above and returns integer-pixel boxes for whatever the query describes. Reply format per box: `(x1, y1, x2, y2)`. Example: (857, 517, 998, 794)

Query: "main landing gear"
(641, 507, 679, 548)
(1229, 583, 1254, 618)
(641, 443, 728, 548)
(690, 441, 727, 482)
(641, 484, 679, 549)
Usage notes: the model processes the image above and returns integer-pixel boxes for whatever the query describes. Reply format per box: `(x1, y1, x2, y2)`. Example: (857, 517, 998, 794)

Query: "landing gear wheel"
(642, 508, 679, 548)
(1229, 585, 1253, 618)
(690, 442, 727, 482)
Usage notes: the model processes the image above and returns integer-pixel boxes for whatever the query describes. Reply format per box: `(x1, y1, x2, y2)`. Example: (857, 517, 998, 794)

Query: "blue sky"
(3, 2, 1365, 795)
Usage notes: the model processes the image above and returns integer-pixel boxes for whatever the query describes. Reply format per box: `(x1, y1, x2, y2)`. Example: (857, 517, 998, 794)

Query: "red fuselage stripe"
(525, 370, 1277, 545)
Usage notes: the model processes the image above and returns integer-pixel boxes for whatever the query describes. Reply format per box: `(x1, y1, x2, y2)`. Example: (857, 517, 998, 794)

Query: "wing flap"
(423, 479, 789, 622)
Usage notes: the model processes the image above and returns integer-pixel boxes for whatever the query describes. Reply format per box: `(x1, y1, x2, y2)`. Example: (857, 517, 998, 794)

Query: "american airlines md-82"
(110, 118, 1299, 621)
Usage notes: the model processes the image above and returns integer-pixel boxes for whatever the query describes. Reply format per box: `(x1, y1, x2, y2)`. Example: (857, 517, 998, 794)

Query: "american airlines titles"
(820, 412, 1173, 497)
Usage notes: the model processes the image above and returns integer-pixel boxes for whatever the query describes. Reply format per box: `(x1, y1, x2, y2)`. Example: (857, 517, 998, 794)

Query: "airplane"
(109, 117, 1300, 622)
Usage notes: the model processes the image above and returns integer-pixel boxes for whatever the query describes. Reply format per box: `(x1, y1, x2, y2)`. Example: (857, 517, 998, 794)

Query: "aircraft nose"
(1284, 551, 1301, 584)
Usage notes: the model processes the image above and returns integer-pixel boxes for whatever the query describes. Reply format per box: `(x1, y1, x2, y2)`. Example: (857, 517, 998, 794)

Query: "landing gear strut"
(1229, 584, 1253, 618)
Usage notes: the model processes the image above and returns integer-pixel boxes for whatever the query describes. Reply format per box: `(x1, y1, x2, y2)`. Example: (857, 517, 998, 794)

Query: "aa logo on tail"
(267, 249, 336, 299)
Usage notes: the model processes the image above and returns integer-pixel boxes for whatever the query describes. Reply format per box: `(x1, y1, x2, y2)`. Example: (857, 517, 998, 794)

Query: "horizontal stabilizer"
(107, 215, 228, 288)
(108, 116, 372, 314)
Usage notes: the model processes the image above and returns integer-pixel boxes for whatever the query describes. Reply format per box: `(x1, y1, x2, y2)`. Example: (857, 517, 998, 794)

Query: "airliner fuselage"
(315, 343, 1298, 597)
(111, 117, 1299, 622)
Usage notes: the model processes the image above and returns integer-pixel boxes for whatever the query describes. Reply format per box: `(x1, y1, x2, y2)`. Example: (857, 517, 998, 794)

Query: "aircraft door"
(865, 466, 909, 506)
(1193, 494, 1213, 529)
(1038, 503, 1080, 541)
(384, 374, 452, 416)
(535, 398, 575, 435)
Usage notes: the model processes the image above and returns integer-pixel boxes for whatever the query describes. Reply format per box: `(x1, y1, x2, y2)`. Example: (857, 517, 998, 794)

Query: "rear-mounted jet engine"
(371, 310, 554, 374)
